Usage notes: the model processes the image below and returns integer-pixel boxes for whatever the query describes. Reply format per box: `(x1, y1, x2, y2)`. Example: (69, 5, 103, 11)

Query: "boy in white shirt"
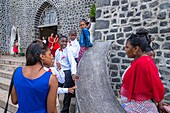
(44, 58, 77, 113)
(54, 35, 79, 113)
(68, 30, 80, 64)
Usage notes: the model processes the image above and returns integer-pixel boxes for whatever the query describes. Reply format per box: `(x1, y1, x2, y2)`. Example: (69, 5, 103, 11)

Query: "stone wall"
(0, 0, 2, 53)
(32, 0, 96, 39)
(0, 0, 11, 54)
(96, 0, 170, 103)
(9, 0, 34, 52)
(0, 0, 96, 53)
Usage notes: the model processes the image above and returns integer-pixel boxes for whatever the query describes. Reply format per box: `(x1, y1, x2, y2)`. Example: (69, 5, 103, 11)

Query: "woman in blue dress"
(11, 40, 58, 113)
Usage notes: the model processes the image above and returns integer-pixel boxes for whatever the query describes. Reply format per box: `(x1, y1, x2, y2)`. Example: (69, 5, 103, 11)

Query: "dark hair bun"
(136, 28, 152, 44)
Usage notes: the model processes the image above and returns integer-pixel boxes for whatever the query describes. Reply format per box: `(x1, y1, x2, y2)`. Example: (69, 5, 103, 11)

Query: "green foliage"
(19, 47, 25, 56)
(19, 53, 25, 56)
(90, 4, 96, 18)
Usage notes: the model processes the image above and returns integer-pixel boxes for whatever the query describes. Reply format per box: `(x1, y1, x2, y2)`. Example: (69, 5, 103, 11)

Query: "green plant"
(90, 4, 96, 18)
(20, 47, 23, 53)
(19, 47, 25, 56)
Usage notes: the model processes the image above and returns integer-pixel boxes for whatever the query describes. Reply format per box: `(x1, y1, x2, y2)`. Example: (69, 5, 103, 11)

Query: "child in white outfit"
(68, 30, 80, 64)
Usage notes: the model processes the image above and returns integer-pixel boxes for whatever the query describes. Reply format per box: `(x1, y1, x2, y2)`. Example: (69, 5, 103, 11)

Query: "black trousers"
(61, 70, 75, 113)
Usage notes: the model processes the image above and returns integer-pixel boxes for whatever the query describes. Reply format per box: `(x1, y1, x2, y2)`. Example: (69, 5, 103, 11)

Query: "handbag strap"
(4, 67, 18, 113)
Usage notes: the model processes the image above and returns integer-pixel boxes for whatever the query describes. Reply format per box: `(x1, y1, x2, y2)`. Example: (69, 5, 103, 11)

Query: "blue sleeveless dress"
(13, 67, 52, 113)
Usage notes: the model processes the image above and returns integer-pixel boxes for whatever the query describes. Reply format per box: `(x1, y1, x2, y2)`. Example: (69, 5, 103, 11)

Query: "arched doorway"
(33, 1, 59, 39)
(10, 26, 21, 55)
(38, 4, 58, 40)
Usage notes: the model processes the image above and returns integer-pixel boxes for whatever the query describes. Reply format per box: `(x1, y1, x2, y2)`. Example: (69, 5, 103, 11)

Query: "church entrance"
(38, 24, 57, 40)
(36, 3, 59, 40)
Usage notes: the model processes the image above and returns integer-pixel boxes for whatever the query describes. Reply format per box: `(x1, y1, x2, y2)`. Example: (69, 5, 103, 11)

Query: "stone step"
(0, 59, 25, 66)
(0, 70, 13, 79)
(0, 64, 18, 72)
(0, 77, 10, 91)
(0, 107, 12, 113)
(0, 88, 17, 113)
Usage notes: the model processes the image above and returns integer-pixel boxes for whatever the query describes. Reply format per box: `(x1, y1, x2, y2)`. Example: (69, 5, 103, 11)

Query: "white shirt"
(54, 47, 77, 75)
(43, 67, 68, 94)
(68, 39, 80, 58)
(43, 67, 65, 83)
(58, 88, 68, 94)
(121, 65, 131, 80)
(89, 22, 95, 43)
(43, 40, 46, 44)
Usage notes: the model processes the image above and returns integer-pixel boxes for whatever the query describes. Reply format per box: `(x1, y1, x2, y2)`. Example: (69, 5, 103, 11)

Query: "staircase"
(0, 55, 76, 113)
(0, 55, 25, 112)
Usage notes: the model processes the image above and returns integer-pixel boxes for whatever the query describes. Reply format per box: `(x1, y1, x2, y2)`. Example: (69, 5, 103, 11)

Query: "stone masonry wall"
(0, 0, 3, 53)
(32, 0, 96, 39)
(0, 0, 11, 54)
(96, 0, 170, 103)
(9, 0, 34, 52)
(0, 0, 95, 53)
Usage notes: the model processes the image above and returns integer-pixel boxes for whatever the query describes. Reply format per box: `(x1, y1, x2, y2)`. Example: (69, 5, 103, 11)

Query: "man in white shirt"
(68, 30, 80, 64)
(54, 35, 79, 113)
(44, 61, 77, 113)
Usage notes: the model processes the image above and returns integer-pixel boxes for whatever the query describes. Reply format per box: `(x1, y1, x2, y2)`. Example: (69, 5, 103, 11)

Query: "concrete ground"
(0, 107, 12, 113)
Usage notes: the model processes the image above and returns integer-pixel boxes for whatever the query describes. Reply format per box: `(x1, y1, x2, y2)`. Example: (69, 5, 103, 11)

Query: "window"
(39, 6, 57, 25)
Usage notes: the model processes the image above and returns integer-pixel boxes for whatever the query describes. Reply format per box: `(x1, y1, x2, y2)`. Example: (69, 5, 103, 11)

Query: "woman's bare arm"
(11, 85, 18, 105)
(47, 74, 58, 113)
(48, 37, 51, 42)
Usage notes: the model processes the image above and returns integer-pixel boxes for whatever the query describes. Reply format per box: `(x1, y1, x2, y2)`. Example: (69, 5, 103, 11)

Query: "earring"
(133, 51, 136, 55)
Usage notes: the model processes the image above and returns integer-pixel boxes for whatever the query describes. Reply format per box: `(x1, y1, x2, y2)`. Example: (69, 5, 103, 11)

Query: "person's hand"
(56, 62, 61, 70)
(72, 74, 80, 81)
(157, 101, 169, 113)
(163, 105, 170, 113)
(68, 86, 77, 94)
